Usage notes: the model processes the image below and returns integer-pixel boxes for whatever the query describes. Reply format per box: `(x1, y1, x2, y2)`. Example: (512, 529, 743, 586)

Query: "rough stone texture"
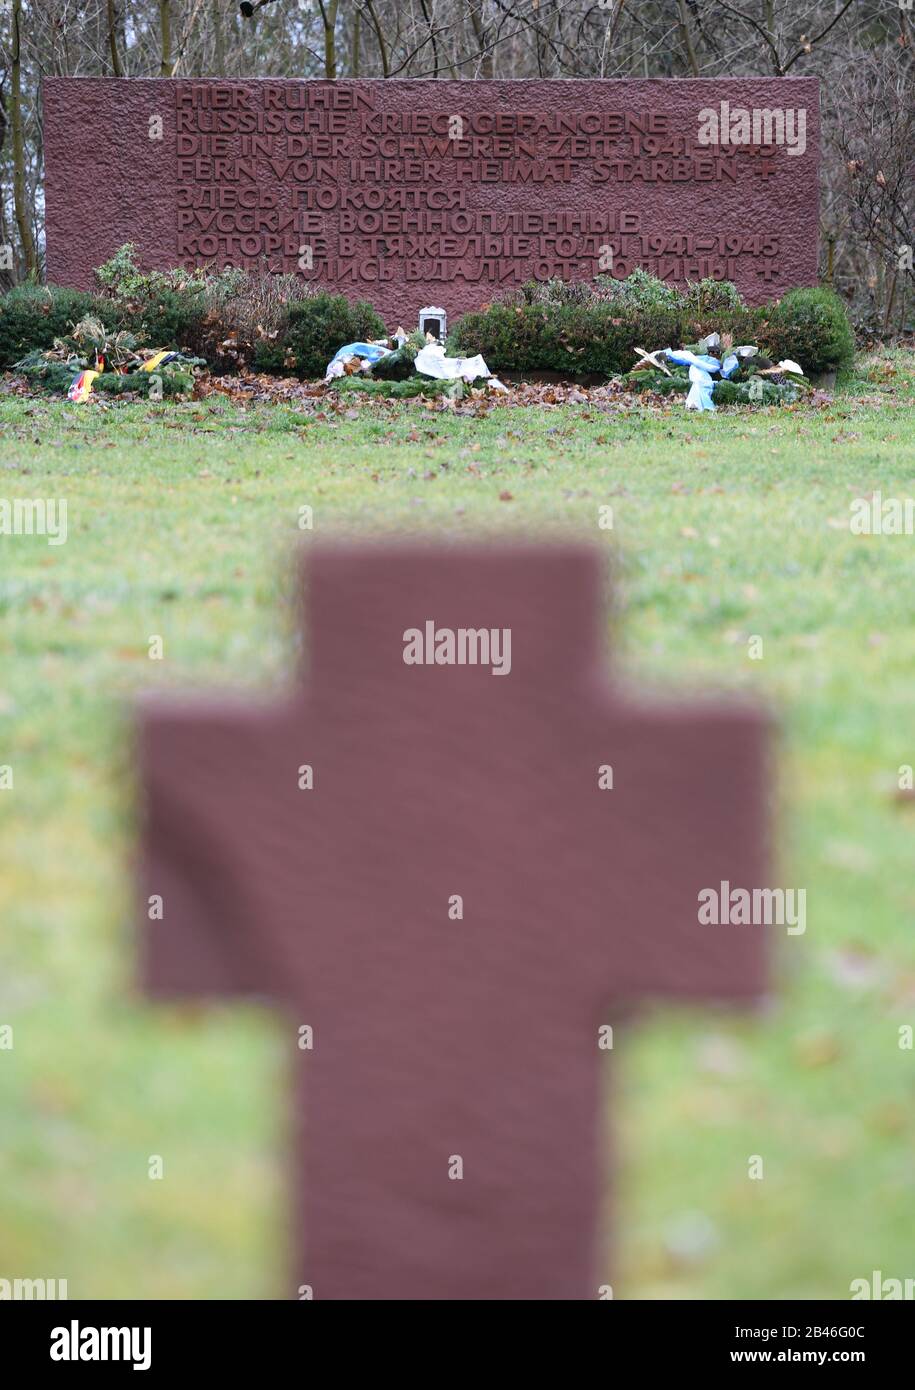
(138, 543, 772, 1300)
(44, 77, 818, 322)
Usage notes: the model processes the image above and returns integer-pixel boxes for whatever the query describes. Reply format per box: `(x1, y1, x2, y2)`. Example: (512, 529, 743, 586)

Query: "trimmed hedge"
(447, 298, 688, 378)
(447, 275, 765, 378)
(0, 280, 387, 385)
(0, 284, 99, 369)
(0, 254, 856, 385)
(447, 277, 854, 380)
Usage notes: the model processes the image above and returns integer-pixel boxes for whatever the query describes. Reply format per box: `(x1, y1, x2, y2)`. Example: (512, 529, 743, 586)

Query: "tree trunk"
(468, 1, 494, 79)
(160, 0, 173, 77)
(0, 84, 11, 291)
(363, 0, 390, 77)
(676, 0, 700, 77)
(11, 0, 37, 278)
(212, 0, 226, 75)
(351, 9, 361, 77)
(107, 0, 124, 77)
(318, 1, 339, 80)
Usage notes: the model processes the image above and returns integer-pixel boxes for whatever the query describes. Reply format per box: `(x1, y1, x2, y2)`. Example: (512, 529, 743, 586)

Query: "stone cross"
(138, 544, 771, 1299)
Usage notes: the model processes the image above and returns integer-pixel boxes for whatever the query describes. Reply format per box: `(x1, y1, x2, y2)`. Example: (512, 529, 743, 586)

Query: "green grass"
(1, 351, 914, 1299)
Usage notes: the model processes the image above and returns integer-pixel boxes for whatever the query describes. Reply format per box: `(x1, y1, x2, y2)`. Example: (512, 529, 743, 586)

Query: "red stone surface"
(138, 543, 772, 1299)
(45, 77, 818, 322)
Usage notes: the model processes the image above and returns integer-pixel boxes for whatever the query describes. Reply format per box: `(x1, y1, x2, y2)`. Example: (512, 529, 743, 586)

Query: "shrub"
(591, 268, 686, 312)
(115, 282, 209, 351)
(448, 273, 758, 376)
(279, 292, 386, 379)
(94, 242, 199, 301)
(250, 339, 290, 376)
(762, 287, 855, 374)
(683, 277, 747, 318)
(448, 295, 687, 377)
(93, 245, 331, 369)
(518, 277, 606, 309)
(719, 303, 770, 347)
(93, 242, 209, 350)
(0, 284, 99, 368)
(195, 267, 315, 372)
(1, 248, 388, 382)
(519, 270, 687, 314)
(449, 275, 851, 381)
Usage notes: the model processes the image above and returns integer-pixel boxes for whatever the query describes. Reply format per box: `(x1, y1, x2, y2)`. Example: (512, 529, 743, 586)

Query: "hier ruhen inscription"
(44, 79, 819, 320)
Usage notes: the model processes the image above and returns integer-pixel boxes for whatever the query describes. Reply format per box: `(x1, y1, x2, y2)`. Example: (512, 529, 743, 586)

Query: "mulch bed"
(196, 370, 644, 415)
(0, 366, 850, 416)
(194, 371, 842, 417)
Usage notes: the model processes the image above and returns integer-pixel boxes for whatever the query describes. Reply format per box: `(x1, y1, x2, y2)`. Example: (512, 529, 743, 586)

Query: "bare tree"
(10, 0, 37, 277)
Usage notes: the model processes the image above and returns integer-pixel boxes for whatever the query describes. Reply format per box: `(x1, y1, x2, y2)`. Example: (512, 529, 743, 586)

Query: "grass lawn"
(1, 351, 914, 1299)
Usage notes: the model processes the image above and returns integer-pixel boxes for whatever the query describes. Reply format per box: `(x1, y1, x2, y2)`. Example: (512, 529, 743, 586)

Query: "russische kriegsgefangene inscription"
(44, 78, 819, 321)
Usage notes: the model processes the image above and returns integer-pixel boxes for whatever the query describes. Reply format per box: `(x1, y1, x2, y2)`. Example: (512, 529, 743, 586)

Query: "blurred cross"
(138, 544, 771, 1299)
